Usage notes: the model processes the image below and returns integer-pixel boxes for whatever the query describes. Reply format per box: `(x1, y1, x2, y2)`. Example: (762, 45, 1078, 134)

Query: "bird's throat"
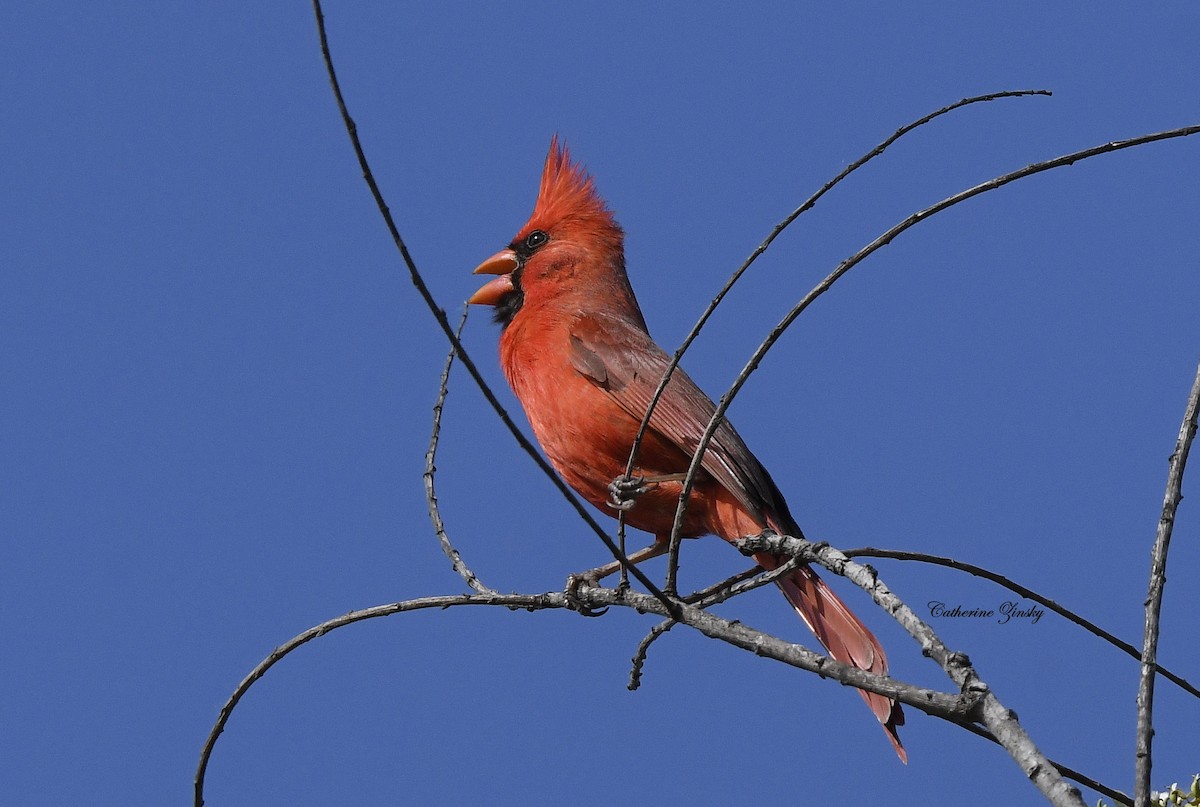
(492, 267, 524, 328)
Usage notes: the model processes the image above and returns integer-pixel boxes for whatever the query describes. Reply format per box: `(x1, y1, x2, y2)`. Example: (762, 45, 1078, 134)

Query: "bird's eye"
(524, 230, 549, 251)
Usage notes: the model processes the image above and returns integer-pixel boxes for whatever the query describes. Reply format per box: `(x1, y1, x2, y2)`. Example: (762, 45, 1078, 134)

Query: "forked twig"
(1134, 360, 1200, 806)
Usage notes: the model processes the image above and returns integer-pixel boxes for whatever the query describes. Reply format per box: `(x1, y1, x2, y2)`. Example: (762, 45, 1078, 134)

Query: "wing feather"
(568, 313, 794, 531)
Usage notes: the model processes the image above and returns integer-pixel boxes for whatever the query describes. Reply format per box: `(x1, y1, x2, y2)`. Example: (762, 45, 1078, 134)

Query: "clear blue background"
(3, 4, 1198, 805)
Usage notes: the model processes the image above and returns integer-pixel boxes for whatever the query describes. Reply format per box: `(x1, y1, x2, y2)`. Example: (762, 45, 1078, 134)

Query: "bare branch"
(844, 546, 1200, 701)
(196, 583, 966, 807)
(198, 557, 1126, 807)
(736, 532, 1087, 807)
(597, 585, 968, 718)
(628, 619, 674, 691)
(640, 89, 1053, 592)
(425, 307, 497, 594)
(1134, 360, 1200, 806)
(310, 0, 673, 610)
(669, 123, 1200, 561)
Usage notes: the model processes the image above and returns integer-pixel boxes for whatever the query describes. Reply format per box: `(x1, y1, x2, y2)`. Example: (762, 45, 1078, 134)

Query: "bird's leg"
(564, 541, 672, 616)
(606, 472, 689, 510)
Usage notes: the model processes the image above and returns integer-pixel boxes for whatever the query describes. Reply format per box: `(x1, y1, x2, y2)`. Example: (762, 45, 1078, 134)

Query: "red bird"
(469, 139, 905, 761)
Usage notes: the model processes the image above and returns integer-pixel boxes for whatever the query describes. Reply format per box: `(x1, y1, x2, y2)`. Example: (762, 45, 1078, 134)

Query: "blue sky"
(4, 4, 1199, 805)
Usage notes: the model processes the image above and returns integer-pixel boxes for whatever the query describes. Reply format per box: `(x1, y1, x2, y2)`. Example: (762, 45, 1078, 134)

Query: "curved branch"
(194, 591, 564, 806)
(843, 546, 1200, 701)
(624, 88, 1054, 591)
(668, 123, 1200, 562)
(311, 0, 671, 609)
(1135, 360, 1200, 806)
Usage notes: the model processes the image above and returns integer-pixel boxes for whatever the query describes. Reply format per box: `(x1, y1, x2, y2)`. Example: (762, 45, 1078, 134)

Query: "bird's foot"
(564, 572, 608, 617)
(607, 474, 649, 510)
(607, 472, 691, 510)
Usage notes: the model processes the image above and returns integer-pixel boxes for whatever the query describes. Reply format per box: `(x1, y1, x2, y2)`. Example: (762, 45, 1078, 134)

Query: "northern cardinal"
(469, 138, 905, 761)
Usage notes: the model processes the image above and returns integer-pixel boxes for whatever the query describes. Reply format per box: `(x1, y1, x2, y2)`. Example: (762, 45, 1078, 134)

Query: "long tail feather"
(756, 552, 907, 763)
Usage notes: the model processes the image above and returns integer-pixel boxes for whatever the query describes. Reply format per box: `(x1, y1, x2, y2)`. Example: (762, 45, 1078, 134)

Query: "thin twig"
(628, 557, 801, 690)
(683, 565, 761, 604)
(1134, 360, 1200, 807)
(310, 0, 673, 612)
(690, 556, 803, 609)
(844, 547, 1200, 701)
(425, 307, 496, 594)
(736, 532, 1088, 807)
(641, 89, 1052, 592)
(628, 620, 675, 691)
(669, 123, 1200, 565)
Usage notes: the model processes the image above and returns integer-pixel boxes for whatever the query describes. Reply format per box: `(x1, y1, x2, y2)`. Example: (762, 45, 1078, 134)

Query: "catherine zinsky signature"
(927, 600, 1044, 624)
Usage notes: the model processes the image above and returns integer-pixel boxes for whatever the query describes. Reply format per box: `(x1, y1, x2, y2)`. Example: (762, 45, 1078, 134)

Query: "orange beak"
(468, 248, 520, 306)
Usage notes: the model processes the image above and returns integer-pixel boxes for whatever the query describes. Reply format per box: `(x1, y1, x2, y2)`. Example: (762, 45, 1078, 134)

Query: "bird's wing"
(567, 312, 790, 529)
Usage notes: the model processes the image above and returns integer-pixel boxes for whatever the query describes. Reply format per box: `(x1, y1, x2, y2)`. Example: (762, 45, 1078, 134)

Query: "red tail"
(756, 553, 907, 763)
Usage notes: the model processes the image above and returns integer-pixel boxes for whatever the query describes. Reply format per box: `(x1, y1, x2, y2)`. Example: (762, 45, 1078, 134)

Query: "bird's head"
(470, 137, 635, 327)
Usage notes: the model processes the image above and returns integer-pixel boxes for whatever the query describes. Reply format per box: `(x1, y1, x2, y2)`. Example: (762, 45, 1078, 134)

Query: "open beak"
(468, 248, 519, 306)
